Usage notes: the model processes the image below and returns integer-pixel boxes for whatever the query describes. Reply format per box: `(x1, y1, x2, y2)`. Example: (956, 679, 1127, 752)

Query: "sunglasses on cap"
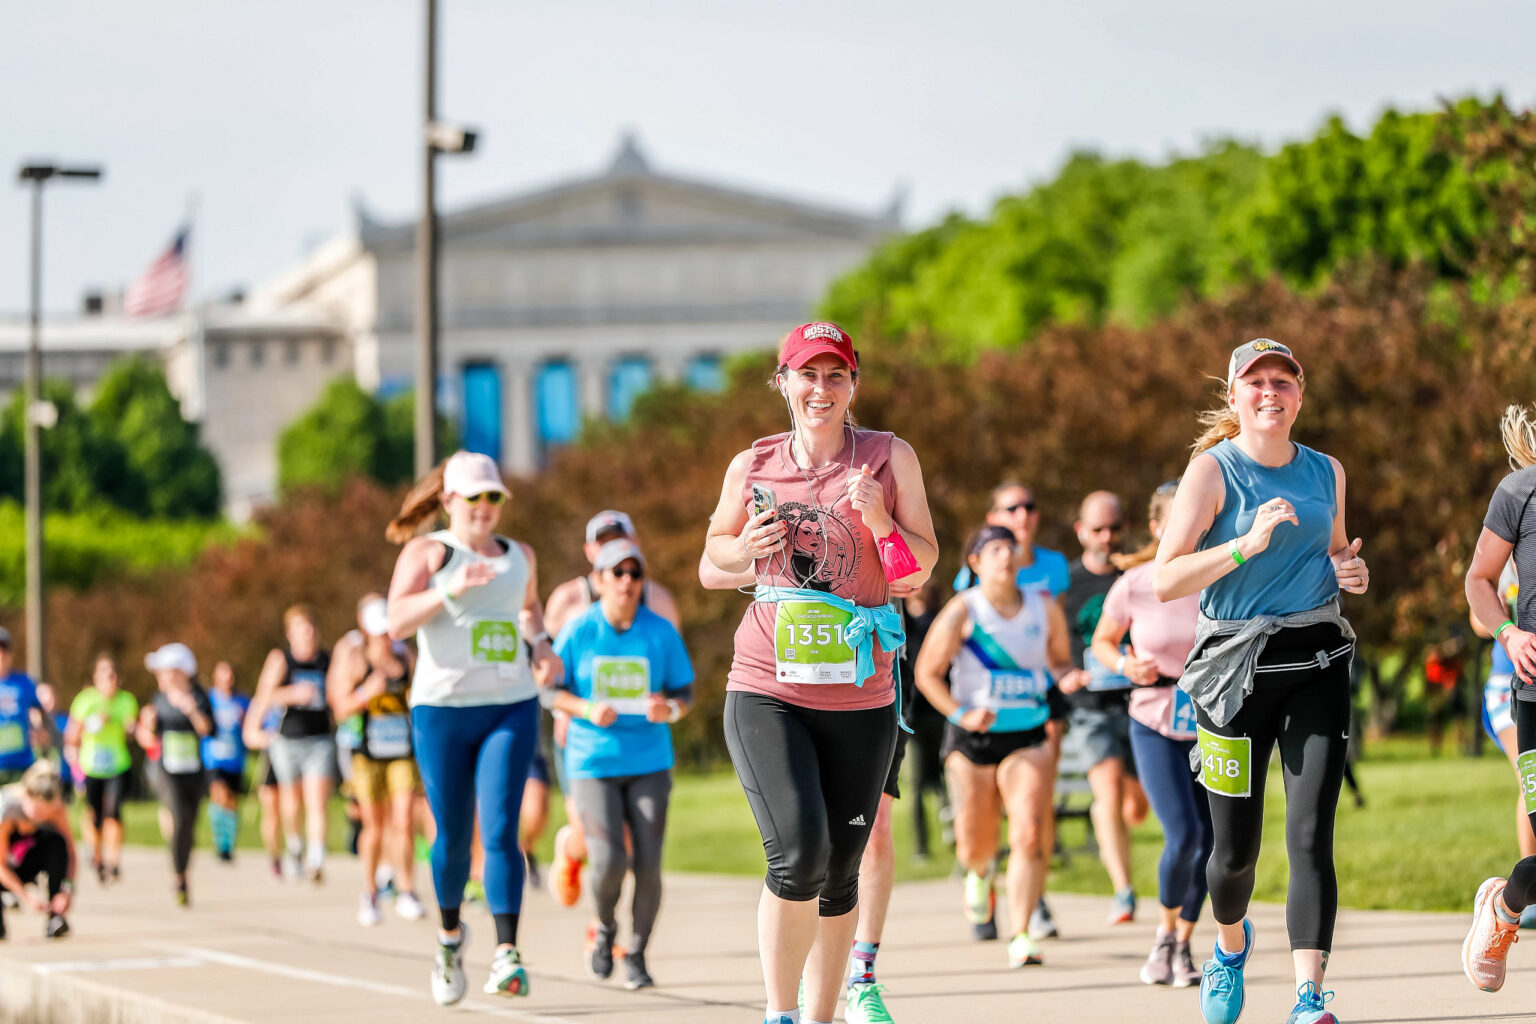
(460, 492, 506, 506)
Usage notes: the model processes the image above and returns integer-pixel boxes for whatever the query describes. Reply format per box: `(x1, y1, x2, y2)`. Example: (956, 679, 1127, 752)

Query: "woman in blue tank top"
(1154, 340, 1370, 1024)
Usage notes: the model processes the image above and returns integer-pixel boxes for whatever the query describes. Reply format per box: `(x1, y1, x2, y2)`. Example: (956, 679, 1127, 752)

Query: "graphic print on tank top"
(778, 500, 863, 594)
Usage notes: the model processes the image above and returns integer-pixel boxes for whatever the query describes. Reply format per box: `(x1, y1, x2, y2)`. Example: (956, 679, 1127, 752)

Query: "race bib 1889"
(775, 601, 857, 685)
(1197, 727, 1251, 799)
(592, 656, 652, 717)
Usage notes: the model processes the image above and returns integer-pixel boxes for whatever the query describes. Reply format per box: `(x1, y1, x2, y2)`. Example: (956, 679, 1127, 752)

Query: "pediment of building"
(362, 138, 899, 252)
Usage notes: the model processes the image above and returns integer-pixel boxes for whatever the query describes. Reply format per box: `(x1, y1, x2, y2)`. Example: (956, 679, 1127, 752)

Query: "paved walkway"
(0, 848, 1524, 1024)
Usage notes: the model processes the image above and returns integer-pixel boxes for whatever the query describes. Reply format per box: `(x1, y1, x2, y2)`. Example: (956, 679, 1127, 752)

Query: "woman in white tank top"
(915, 525, 1073, 970)
(385, 452, 561, 1007)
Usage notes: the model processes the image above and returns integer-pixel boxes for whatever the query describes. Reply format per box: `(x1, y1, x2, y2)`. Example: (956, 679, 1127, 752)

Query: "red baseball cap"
(778, 322, 857, 371)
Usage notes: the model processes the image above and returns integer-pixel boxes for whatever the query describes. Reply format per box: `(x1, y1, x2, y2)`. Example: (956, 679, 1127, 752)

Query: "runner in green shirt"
(64, 654, 138, 884)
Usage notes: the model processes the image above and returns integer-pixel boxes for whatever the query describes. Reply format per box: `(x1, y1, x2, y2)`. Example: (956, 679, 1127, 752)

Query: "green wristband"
(1229, 540, 1246, 566)
(583, 700, 599, 723)
(1494, 620, 1515, 641)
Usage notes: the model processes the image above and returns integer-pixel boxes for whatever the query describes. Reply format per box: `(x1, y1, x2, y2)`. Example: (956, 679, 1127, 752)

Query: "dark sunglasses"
(609, 566, 645, 580)
(1089, 522, 1124, 534)
(999, 501, 1037, 514)
(461, 492, 506, 506)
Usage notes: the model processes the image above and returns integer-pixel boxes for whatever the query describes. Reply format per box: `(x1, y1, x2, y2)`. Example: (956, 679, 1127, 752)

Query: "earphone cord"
(734, 391, 855, 595)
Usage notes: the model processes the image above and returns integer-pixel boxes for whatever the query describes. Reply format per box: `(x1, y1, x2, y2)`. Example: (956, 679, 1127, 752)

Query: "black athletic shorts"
(941, 723, 1049, 767)
(84, 772, 129, 824)
(209, 767, 246, 795)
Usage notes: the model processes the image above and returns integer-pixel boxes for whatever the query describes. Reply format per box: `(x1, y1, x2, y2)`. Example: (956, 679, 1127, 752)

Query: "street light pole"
(23, 179, 44, 684)
(17, 163, 102, 683)
(414, 0, 439, 478)
(413, 0, 477, 479)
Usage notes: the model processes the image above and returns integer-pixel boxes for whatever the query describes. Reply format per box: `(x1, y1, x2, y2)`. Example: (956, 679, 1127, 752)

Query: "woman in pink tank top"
(704, 322, 937, 1024)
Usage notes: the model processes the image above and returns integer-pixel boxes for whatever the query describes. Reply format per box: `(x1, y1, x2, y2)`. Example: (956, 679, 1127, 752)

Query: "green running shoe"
(845, 981, 895, 1023)
(963, 870, 995, 925)
(1008, 932, 1043, 968)
(484, 946, 530, 997)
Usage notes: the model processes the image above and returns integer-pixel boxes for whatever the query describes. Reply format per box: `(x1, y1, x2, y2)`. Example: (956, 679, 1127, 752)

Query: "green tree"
(0, 380, 123, 513)
(278, 381, 454, 494)
(89, 357, 221, 517)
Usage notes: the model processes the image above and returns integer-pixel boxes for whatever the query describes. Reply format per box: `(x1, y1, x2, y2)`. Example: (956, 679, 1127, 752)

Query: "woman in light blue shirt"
(552, 539, 692, 992)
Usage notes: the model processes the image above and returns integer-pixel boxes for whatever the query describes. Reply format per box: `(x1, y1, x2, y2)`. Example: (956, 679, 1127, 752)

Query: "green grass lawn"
(89, 739, 1521, 913)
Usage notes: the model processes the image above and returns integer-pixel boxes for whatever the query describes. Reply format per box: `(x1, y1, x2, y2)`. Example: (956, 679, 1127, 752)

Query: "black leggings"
(1195, 623, 1352, 951)
(724, 691, 897, 917)
(162, 771, 205, 876)
(1500, 697, 1536, 912)
(0, 826, 68, 938)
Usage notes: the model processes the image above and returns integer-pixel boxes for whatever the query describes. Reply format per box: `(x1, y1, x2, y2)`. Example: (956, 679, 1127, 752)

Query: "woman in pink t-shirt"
(1092, 481, 1212, 990)
(704, 322, 937, 1024)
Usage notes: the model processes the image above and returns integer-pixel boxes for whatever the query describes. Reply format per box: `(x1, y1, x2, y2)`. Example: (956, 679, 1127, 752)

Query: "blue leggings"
(412, 699, 538, 919)
(1129, 719, 1213, 923)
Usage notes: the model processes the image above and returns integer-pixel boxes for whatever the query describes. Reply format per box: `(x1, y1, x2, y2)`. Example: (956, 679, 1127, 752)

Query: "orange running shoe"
(549, 824, 584, 907)
(1464, 876, 1519, 992)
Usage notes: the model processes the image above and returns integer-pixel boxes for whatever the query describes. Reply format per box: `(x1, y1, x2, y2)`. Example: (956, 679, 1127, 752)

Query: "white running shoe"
(431, 922, 469, 1006)
(484, 946, 530, 997)
(396, 891, 426, 921)
(357, 893, 382, 927)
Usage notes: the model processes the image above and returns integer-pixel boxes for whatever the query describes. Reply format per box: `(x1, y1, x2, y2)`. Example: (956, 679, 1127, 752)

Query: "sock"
(848, 940, 879, 985)
(1215, 931, 1247, 964)
(440, 906, 462, 936)
(306, 844, 325, 871)
(764, 1010, 799, 1024)
(494, 912, 520, 947)
(1495, 898, 1520, 926)
(285, 835, 302, 858)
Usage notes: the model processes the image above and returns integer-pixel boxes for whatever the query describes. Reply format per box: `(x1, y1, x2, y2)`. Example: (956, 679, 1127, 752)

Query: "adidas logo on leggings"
(848, 815, 866, 826)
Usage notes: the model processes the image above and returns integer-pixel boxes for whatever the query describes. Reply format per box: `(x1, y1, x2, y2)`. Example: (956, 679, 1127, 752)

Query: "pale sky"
(3, 0, 1533, 314)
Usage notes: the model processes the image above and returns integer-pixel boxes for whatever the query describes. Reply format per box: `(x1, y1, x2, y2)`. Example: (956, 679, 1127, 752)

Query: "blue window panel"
(461, 363, 502, 462)
(536, 361, 579, 445)
(609, 356, 652, 420)
(685, 353, 724, 392)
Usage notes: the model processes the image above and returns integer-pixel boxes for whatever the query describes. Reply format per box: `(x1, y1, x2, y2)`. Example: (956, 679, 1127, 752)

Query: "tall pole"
(23, 180, 44, 683)
(414, 0, 439, 477)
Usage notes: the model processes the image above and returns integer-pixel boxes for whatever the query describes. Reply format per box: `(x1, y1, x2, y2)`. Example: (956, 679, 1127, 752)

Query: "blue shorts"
(1483, 674, 1515, 752)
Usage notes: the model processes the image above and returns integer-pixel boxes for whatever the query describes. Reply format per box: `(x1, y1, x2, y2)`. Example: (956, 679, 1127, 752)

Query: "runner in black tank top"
(247, 605, 337, 883)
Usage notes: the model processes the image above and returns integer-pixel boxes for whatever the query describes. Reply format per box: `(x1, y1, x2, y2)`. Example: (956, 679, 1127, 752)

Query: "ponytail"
(386, 461, 448, 544)
(1501, 403, 1536, 469)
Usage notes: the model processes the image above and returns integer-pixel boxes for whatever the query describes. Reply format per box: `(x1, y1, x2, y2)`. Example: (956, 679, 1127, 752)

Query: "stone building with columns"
(269, 134, 900, 474)
(0, 137, 898, 514)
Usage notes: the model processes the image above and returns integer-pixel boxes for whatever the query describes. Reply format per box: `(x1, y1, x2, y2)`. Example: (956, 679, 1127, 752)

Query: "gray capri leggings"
(569, 769, 672, 954)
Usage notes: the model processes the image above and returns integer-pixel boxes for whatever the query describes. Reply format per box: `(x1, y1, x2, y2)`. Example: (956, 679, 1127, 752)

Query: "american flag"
(123, 228, 190, 318)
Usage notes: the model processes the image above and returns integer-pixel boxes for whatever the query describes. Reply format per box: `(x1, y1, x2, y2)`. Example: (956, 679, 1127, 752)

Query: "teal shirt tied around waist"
(753, 585, 912, 733)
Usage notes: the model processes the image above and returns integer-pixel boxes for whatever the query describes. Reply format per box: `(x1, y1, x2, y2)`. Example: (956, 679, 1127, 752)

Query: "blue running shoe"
(766, 1017, 795, 1024)
(1285, 981, 1337, 1024)
(1199, 919, 1255, 1024)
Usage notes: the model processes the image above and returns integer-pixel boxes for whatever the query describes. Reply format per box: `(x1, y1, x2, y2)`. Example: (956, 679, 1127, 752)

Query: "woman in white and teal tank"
(914, 525, 1071, 970)
(386, 451, 560, 1006)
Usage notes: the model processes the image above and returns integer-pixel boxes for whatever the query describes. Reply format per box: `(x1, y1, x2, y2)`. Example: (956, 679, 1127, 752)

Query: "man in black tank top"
(246, 605, 337, 883)
(1055, 491, 1149, 926)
